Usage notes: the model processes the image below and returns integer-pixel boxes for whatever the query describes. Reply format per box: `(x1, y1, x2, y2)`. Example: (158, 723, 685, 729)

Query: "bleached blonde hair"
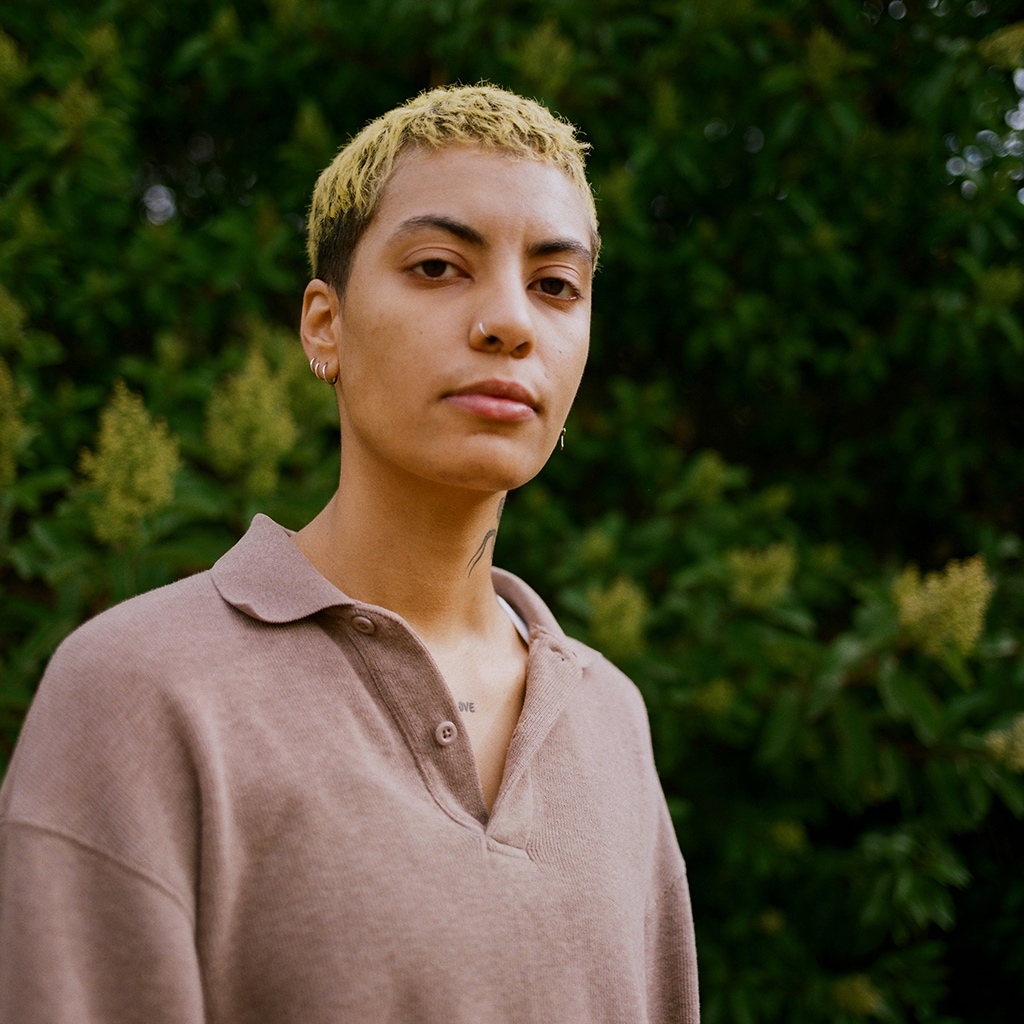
(307, 84, 598, 290)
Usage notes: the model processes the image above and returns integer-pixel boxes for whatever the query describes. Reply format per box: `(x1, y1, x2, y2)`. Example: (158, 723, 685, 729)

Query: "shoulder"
(492, 566, 652, 736)
(3, 519, 300, 824)
(55, 567, 220, 652)
(0, 574, 223, 898)
(8, 568, 229, 768)
(38, 513, 340, 703)
(563, 634, 651, 726)
(40, 568, 243, 707)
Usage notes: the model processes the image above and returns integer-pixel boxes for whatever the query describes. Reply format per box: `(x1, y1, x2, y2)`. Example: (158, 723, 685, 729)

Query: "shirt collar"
(212, 513, 566, 641)
(211, 514, 351, 622)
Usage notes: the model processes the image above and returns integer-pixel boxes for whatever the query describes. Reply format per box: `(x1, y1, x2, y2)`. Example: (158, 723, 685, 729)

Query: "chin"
(425, 448, 548, 494)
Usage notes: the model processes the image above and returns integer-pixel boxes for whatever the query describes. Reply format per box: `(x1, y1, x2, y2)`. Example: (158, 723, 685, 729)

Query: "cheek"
(551, 334, 590, 414)
(337, 309, 416, 405)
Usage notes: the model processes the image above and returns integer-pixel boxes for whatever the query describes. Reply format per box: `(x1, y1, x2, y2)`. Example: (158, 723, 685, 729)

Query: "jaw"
(335, 392, 562, 498)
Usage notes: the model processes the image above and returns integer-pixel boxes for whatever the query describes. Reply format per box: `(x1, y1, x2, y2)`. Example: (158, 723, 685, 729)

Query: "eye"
(534, 277, 580, 300)
(413, 259, 456, 279)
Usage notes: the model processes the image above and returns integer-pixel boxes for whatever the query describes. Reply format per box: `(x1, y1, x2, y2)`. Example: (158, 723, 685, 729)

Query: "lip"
(444, 378, 539, 422)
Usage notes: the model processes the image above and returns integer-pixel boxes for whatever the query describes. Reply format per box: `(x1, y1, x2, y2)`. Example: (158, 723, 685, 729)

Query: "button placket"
(341, 613, 488, 825)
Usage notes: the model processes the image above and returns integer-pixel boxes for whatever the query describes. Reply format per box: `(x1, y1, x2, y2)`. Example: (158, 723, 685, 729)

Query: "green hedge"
(2, 1, 1024, 1019)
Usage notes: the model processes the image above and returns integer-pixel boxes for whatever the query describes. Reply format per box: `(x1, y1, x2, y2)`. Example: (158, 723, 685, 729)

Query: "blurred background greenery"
(2, 0, 1023, 1020)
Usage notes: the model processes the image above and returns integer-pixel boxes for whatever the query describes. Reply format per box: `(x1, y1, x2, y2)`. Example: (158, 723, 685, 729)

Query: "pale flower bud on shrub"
(892, 555, 994, 659)
(806, 27, 847, 90)
(979, 264, 1024, 308)
(1006, 718, 1024, 773)
(205, 348, 298, 495)
(694, 678, 736, 715)
(769, 820, 807, 852)
(984, 714, 1024, 773)
(978, 22, 1024, 70)
(687, 450, 729, 504)
(0, 28, 26, 93)
(831, 974, 884, 1017)
(983, 728, 1010, 760)
(754, 908, 785, 935)
(758, 484, 793, 517)
(57, 80, 100, 136)
(577, 526, 616, 567)
(727, 542, 796, 610)
(84, 23, 119, 67)
(0, 284, 26, 350)
(587, 577, 649, 662)
(0, 356, 25, 487)
(514, 20, 574, 99)
(79, 381, 180, 545)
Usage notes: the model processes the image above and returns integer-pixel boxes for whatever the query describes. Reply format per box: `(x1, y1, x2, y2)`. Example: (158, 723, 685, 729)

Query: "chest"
(432, 639, 528, 812)
(189, 658, 660, 1023)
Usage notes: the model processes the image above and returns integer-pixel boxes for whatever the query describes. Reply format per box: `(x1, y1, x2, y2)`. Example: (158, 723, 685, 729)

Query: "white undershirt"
(496, 595, 530, 646)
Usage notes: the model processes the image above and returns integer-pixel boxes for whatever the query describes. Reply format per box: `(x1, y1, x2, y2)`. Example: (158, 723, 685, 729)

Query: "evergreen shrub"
(2, 1, 1023, 1018)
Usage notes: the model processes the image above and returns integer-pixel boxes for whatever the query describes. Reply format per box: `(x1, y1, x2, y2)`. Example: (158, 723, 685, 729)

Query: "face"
(303, 145, 594, 495)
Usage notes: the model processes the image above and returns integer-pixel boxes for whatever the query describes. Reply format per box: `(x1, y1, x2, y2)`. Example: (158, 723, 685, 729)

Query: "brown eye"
(538, 277, 571, 297)
(419, 260, 448, 278)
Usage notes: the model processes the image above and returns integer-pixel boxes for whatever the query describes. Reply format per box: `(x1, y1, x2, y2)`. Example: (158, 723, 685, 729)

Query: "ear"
(300, 279, 341, 379)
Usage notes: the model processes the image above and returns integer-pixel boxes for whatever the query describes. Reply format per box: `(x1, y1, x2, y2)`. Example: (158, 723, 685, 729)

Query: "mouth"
(444, 379, 539, 422)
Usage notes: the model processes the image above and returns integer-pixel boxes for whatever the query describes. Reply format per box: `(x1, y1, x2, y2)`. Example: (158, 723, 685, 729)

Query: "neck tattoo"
(466, 496, 505, 577)
(466, 530, 496, 576)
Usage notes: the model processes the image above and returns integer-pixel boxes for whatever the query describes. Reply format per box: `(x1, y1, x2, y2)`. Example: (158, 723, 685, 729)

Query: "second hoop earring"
(309, 357, 338, 386)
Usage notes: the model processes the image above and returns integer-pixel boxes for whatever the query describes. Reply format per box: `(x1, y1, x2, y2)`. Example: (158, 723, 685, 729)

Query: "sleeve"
(0, 823, 206, 1024)
(645, 867, 701, 1024)
(594, 651, 701, 1023)
(0, 615, 207, 1024)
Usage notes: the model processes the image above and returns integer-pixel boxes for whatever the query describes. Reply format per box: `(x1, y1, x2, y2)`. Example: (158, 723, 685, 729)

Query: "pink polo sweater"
(0, 514, 699, 1023)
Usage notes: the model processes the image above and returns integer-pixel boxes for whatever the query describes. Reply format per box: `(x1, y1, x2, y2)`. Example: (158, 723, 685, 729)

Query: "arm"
(0, 611, 206, 1024)
(0, 822, 205, 1023)
(645, 868, 701, 1024)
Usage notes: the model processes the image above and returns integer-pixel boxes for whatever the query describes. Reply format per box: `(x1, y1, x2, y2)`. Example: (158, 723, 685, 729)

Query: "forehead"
(370, 145, 597, 255)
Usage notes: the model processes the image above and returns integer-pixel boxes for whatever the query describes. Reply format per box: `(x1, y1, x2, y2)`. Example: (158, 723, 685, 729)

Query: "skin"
(294, 144, 594, 812)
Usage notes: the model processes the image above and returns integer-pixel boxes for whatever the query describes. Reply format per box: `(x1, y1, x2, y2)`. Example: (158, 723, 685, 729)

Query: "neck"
(292, 451, 507, 646)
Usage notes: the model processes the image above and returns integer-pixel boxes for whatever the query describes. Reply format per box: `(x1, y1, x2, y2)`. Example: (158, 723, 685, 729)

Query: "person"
(0, 85, 699, 1023)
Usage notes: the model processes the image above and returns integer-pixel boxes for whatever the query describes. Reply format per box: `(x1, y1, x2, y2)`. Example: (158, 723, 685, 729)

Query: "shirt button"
(434, 721, 458, 746)
(351, 615, 376, 635)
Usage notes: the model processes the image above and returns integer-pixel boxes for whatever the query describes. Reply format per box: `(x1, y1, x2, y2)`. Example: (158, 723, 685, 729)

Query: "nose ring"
(476, 322, 500, 345)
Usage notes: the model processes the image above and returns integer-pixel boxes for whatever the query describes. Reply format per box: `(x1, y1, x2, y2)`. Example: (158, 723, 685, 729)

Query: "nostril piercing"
(477, 322, 500, 345)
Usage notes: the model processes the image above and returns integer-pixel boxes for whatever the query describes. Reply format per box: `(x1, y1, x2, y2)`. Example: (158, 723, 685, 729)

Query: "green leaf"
(758, 685, 802, 765)
(877, 660, 943, 745)
(833, 696, 874, 796)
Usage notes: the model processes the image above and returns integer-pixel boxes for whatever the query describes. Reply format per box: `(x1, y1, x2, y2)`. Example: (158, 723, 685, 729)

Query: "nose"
(469, 272, 535, 358)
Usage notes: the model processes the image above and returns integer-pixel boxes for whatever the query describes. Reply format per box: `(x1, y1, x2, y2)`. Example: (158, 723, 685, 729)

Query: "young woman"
(0, 85, 699, 1023)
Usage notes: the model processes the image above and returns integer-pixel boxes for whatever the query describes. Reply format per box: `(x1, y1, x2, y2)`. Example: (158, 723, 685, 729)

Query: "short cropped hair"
(307, 84, 598, 292)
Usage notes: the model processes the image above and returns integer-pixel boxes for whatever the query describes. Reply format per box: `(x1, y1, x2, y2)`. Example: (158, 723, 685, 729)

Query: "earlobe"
(300, 279, 342, 376)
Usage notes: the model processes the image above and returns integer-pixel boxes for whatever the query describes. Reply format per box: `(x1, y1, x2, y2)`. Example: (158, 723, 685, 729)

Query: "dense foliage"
(2, 1, 1023, 1020)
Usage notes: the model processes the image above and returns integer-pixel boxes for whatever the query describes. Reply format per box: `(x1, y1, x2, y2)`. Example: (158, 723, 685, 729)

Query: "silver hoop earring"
(310, 358, 338, 386)
(560, 427, 566, 450)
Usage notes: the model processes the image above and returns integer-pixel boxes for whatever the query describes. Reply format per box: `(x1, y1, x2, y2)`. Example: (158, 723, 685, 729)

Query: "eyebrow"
(527, 238, 595, 267)
(390, 215, 595, 268)
(391, 216, 485, 247)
